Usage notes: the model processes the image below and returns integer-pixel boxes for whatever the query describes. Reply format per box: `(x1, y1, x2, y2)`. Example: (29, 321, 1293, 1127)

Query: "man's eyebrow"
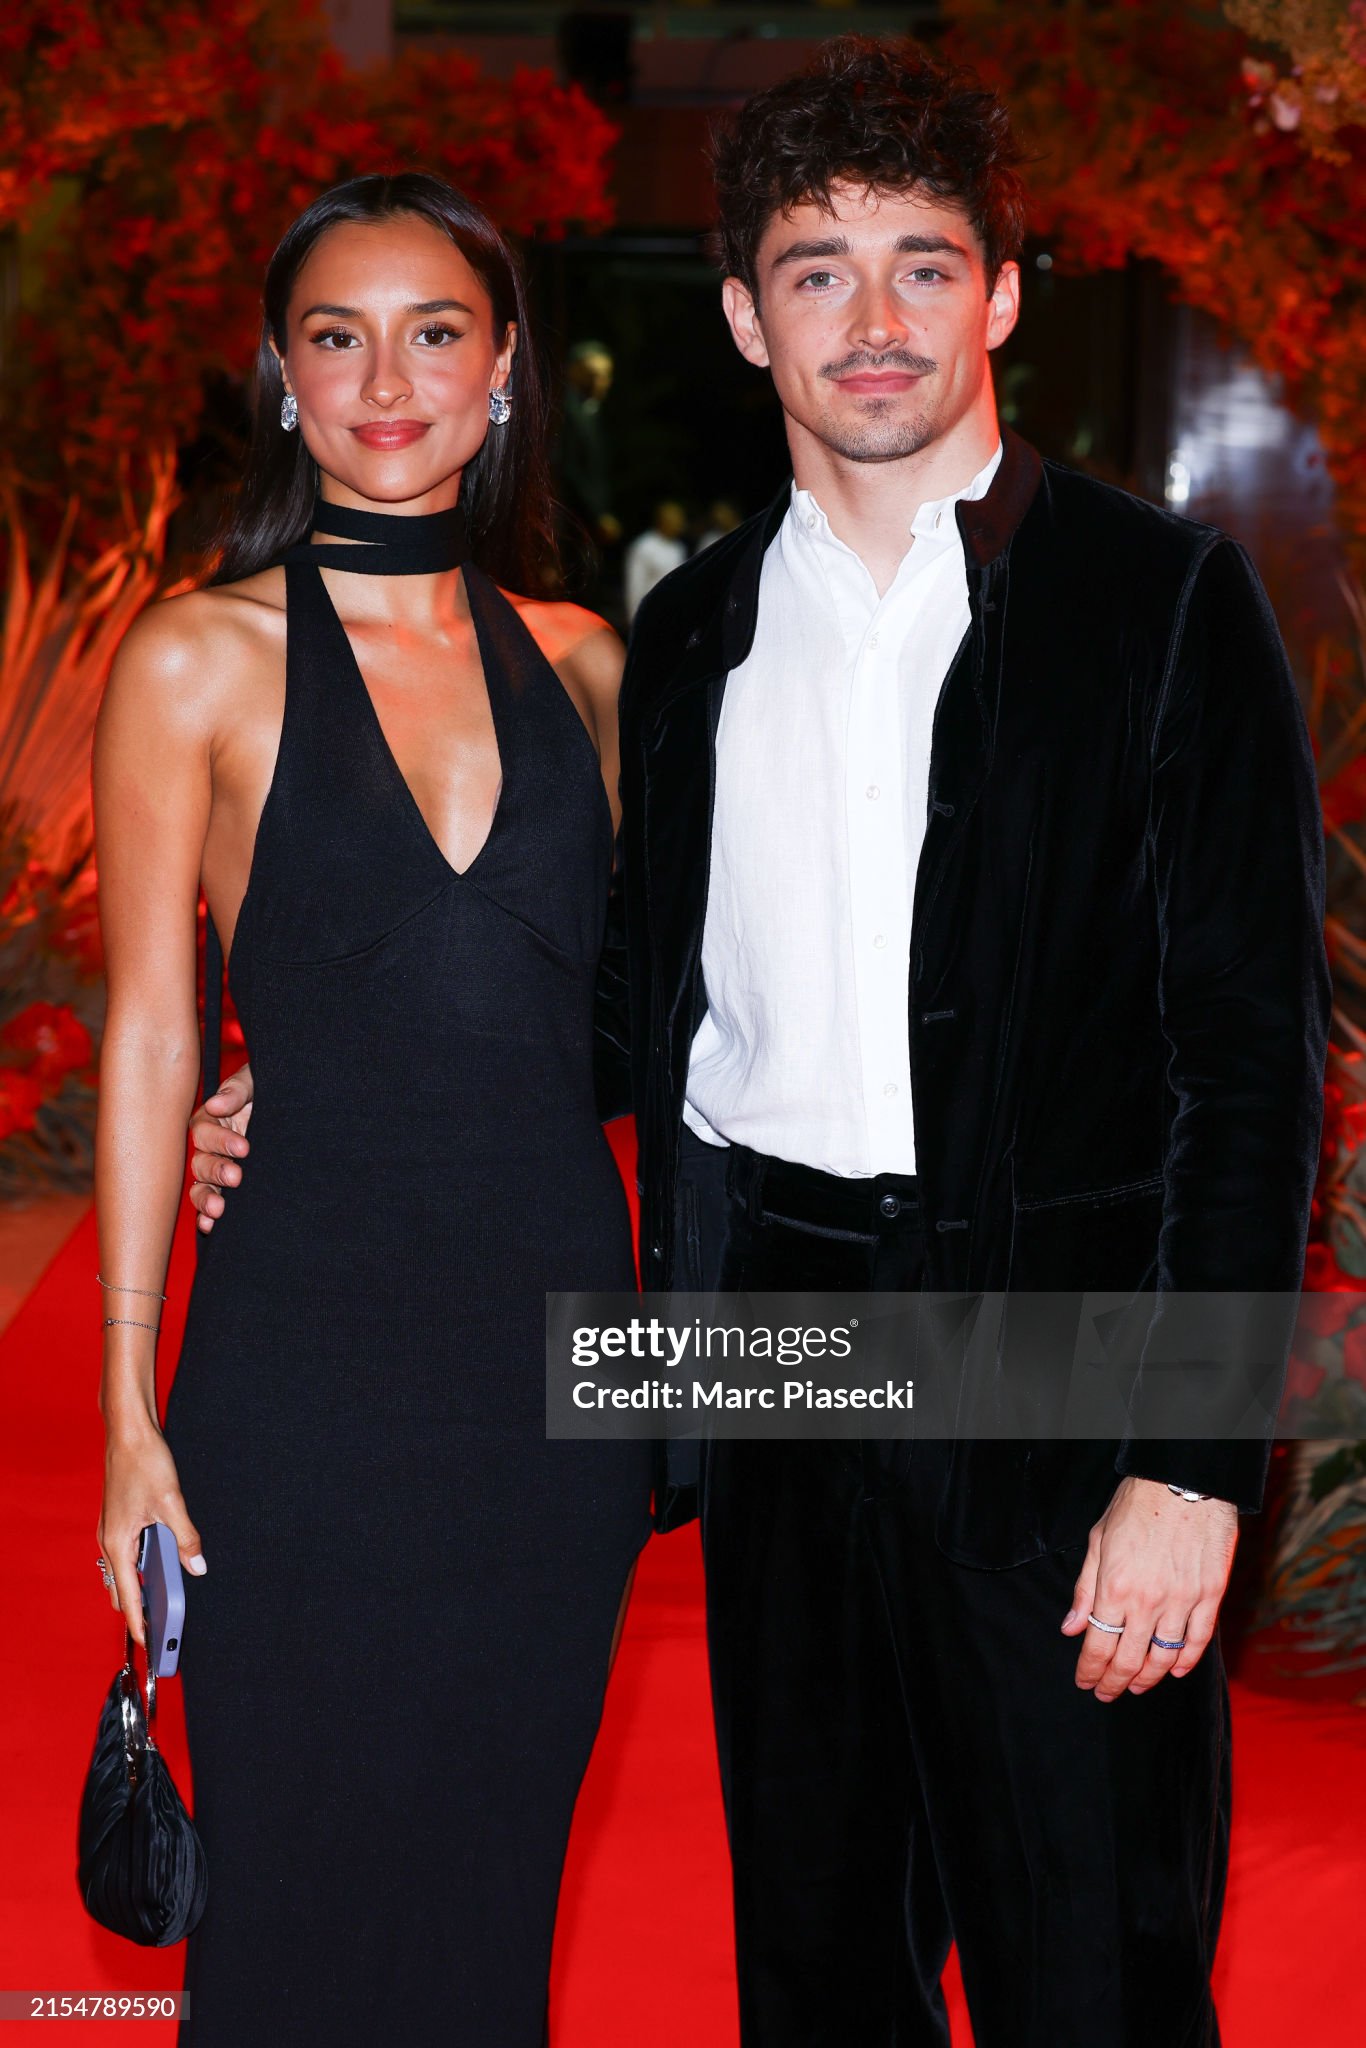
(298, 299, 475, 318)
(768, 231, 973, 273)
(769, 236, 852, 272)
(894, 233, 972, 260)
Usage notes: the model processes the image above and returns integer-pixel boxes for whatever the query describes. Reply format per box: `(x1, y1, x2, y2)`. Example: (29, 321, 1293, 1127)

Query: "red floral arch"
(944, 0, 1366, 572)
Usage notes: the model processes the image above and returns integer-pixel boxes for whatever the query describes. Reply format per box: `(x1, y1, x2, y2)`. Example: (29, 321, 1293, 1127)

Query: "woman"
(93, 173, 653, 2045)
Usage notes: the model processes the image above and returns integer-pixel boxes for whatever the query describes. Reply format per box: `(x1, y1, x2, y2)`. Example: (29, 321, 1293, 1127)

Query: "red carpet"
(3, 1188, 1363, 2043)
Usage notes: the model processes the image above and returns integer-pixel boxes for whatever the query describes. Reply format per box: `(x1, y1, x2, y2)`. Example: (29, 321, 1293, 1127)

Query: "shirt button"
(867, 633, 879, 649)
(878, 1193, 902, 1219)
(872, 933, 887, 949)
(883, 1082, 898, 1097)
(866, 785, 880, 800)
(806, 514, 816, 529)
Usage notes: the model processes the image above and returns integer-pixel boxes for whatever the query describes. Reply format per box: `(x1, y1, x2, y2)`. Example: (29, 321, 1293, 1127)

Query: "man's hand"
(188, 1062, 254, 1234)
(1060, 1477, 1238, 1701)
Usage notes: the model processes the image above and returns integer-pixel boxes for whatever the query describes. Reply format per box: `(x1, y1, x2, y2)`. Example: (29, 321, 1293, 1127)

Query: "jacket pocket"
(1007, 1175, 1164, 1292)
(1013, 1170, 1164, 1212)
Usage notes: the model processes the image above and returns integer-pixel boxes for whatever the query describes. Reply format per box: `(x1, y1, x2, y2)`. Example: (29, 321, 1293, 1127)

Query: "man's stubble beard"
(812, 394, 944, 466)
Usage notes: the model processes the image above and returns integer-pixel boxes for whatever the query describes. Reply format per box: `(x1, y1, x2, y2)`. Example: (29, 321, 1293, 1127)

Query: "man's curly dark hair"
(711, 36, 1027, 299)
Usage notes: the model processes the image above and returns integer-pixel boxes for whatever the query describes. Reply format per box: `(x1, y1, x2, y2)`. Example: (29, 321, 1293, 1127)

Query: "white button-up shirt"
(682, 441, 1003, 1177)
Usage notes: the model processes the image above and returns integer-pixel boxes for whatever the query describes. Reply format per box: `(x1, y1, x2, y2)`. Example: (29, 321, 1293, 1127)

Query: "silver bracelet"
(97, 1274, 168, 1302)
(1166, 1482, 1211, 1502)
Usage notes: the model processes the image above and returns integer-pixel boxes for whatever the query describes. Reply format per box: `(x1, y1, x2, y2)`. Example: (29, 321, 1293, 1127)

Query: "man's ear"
(985, 260, 1021, 353)
(721, 276, 771, 370)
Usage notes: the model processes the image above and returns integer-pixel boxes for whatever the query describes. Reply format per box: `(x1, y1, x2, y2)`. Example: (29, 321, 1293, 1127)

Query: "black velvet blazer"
(599, 426, 1331, 1564)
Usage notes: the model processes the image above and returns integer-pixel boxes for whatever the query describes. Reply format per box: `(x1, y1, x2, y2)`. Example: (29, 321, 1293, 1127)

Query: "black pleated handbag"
(76, 1619, 208, 1945)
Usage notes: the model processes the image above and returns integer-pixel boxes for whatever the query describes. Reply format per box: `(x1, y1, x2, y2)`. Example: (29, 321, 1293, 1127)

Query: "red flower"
(0, 1001, 93, 1086)
(1320, 756, 1366, 832)
(1283, 1354, 1327, 1404)
(0, 1070, 45, 1141)
(1345, 1321, 1366, 1391)
(1296, 1242, 1366, 1354)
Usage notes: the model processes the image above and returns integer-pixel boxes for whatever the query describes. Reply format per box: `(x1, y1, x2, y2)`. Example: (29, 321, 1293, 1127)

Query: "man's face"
(572, 351, 614, 402)
(722, 180, 1019, 467)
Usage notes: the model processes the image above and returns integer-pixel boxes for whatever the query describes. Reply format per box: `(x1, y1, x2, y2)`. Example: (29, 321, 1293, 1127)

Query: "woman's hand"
(98, 1426, 207, 1649)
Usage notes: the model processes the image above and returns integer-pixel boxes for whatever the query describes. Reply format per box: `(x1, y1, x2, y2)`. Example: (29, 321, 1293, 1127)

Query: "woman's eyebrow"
(298, 298, 475, 318)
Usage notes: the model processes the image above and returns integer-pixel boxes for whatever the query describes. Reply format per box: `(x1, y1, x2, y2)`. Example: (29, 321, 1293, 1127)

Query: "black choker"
(287, 497, 470, 575)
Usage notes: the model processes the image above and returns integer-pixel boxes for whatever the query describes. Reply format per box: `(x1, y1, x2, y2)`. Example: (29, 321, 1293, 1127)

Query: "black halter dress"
(162, 501, 652, 2045)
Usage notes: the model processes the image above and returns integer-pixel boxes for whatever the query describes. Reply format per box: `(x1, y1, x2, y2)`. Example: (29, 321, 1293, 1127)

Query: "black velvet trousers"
(675, 1126, 1232, 2048)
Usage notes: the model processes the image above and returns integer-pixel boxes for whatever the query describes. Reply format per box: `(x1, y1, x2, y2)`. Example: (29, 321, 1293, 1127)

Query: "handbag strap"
(202, 905, 223, 1103)
(121, 1625, 157, 1775)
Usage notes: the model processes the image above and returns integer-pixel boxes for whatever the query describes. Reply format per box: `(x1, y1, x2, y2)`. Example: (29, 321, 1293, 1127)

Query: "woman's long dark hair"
(209, 173, 557, 594)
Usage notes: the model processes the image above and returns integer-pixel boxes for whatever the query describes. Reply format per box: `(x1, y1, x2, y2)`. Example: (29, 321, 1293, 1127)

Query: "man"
(694, 497, 743, 553)
(554, 337, 622, 554)
(190, 37, 1329, 2047)
(624, 499, 689, 622)
(618, 35, 1325, 2046)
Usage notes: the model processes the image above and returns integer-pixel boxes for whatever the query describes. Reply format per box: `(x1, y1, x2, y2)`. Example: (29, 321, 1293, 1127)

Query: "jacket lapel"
(644, 484, 787, 726)
(641, 488, 787, 1041)
(911, 431, 1042, 977)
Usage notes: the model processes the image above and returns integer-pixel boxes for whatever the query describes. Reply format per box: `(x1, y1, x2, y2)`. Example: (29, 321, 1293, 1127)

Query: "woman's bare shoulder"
(105, 569, 288, 728)
(501, 592, 625, 695)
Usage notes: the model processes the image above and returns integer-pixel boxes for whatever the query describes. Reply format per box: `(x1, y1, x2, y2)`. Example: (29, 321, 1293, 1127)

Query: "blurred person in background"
(695, 498, 744, 553)
(624, 499, 689, 621)
(556, 338, 621, 539)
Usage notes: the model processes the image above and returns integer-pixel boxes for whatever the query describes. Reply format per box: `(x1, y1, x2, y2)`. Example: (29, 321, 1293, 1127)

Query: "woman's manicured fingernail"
(186, 1556, 207, 1575)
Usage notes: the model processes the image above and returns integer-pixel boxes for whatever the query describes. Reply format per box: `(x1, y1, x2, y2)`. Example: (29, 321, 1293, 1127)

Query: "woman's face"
(274, 212, 516, 511)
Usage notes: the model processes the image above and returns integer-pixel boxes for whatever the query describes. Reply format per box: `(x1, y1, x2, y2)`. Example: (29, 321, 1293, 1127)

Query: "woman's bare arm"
(92, 594, 224, 1635)
(565, 619, 627, 838)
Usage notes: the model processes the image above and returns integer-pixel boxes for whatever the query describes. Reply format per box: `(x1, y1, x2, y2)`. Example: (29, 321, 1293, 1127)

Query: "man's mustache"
(821, 351, 938, 379)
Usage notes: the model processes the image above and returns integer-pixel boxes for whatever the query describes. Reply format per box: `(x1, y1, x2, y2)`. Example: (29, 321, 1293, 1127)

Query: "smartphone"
(136, 1522, 186, 1679)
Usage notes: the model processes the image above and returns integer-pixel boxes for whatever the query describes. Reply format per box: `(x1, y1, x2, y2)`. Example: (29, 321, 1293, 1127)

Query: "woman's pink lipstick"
(351, 420, 430, 450)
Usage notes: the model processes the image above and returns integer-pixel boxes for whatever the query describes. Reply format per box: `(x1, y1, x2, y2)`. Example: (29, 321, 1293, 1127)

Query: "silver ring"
(1086, 1612, 1126, 1634)
(1150, 1634, 1186, 1651)
(97, 1557, 116, 1590)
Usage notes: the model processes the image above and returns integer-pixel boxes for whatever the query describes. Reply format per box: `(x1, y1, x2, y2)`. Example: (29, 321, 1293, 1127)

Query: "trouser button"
(878, 1193, 901, 1219)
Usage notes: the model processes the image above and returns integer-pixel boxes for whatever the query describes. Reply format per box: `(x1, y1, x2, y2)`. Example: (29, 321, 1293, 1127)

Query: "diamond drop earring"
(488, 388, 511, 427)
(280, 393, 298, 431)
